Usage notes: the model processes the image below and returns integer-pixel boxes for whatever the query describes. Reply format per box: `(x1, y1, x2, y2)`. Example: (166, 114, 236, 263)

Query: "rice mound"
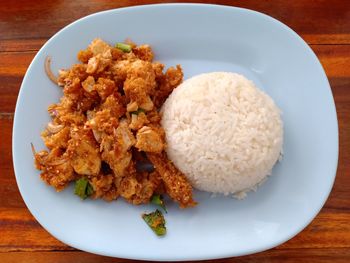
(161, 72, 283, 197)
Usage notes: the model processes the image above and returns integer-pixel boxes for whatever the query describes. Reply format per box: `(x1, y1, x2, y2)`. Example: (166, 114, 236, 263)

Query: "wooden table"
(1, 1, 349, 262)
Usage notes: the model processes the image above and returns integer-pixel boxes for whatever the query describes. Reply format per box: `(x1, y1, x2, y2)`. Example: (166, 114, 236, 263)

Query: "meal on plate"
(32, 38, 196, 211)
(32, 38, 283, 235)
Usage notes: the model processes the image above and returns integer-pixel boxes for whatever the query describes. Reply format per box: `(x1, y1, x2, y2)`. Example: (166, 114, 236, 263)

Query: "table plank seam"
(0, 113, 14, 119)
(0, 43, 350, 54)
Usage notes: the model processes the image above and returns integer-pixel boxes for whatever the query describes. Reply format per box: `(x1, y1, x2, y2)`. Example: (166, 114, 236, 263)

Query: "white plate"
(13, 4, 338, 261)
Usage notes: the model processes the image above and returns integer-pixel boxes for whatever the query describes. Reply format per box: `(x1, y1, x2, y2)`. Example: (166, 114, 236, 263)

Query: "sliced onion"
(92, 129, 101, 142)
(49, 109, 58, 117)
(45, 56, 58, 84)
(30, 143, 36, 156)
(47, 122, 64, 134)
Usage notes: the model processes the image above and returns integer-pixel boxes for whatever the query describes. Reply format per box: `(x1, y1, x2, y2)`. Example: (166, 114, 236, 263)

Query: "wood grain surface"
(1, 0, 349, 262)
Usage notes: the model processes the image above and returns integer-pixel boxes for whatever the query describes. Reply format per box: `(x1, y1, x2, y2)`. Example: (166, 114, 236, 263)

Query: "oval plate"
(13, 4, 338, 261)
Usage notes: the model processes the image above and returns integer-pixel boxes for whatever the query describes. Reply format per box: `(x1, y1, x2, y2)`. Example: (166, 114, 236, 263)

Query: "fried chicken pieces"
(34, 38, 196, 208)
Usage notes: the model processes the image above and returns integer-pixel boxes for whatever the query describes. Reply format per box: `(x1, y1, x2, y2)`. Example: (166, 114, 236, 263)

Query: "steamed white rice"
(161, 72, 283, 197)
